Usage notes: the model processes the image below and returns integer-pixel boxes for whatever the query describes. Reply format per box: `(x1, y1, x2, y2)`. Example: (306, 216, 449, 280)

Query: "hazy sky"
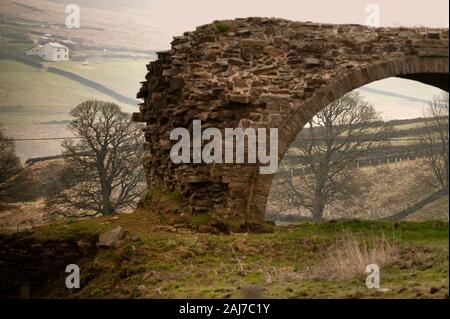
(4, 0, 447, 120)
(138, 0, 448, 120)
(357, 78, 444, 120)
(144, 0, 449, 45)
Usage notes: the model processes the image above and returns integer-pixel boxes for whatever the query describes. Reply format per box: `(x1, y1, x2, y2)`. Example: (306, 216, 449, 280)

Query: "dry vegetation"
(0, 154, 447, 299)
(0, 159, 65, 230)
(308, 231, 399, 280)
(268, 159, 449, 221)
(1, 213, 447, 299)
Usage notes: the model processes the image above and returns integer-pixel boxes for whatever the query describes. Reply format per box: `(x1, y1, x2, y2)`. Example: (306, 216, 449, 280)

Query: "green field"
(0, 59, 144, 161)
(42, 59, 149, 102)
(1, 212, 447, 299)
(0, 59, 138, 124)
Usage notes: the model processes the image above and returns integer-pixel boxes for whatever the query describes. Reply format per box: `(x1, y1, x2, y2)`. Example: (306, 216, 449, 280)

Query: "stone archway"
(133, 18, 449, 231)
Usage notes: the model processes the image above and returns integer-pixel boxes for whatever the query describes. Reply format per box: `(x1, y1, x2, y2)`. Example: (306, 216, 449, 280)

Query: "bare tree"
(0, 125, 22, 205)
(418, 92, 449, 192)
(272, 92, 388, 221)
(47, 101, 145, 217)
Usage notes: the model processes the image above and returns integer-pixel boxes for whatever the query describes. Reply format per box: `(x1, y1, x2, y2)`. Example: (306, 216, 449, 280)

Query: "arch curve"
(254, 56, 449, 217)
(133, 18, 449, 231)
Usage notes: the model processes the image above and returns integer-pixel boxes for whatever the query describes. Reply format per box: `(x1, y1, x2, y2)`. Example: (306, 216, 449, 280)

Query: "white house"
(26, 42, 69, 62)
(26, 45, 43, 56)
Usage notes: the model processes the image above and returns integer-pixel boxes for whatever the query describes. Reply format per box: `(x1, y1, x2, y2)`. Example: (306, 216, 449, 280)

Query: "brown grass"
(308, 231, 399, 280)
(268, 159, 443, 220)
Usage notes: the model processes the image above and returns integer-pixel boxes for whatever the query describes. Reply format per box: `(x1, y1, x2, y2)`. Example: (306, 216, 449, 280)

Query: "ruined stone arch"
(254, 56, 449, 218)
(133, 18, 449, 232)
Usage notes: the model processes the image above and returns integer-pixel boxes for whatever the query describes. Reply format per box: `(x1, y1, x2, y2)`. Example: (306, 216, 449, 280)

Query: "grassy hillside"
(406, 196, 449, 222)
(1, 212, 448, 299)
(0, 59, 136, 124)
(0, 0, 167, 50)
(268, 160, 449, 221)
(42, 59, 148, 103)
(0, 59, 139, 161)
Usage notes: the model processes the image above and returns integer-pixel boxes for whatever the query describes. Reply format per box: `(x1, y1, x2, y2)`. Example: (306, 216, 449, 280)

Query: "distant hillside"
(405, 195, 449, 222)
(285, 116, 448, 167)
(0, 0, 165, 50)
(269, 115, 449, 222)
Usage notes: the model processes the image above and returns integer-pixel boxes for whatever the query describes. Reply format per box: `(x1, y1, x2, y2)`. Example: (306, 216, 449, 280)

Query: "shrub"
(214, 22, 230, 35)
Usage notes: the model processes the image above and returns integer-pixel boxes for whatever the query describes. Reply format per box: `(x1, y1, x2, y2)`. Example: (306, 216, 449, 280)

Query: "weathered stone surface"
(228, 58, 245, 66)
(304, 57, 321, 68)
(251, 65, 278, 75)
(265, 46, 282, 57)
(133, 17, 449, 231)
(229, 94, 251, 104)
(98, 226, 126, 247)
(236, 29, 252, 36)
(239, 39, 269, 48)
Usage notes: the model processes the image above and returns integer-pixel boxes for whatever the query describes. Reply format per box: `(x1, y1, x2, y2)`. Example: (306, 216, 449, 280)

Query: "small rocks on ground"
(98, 226, 127, 247)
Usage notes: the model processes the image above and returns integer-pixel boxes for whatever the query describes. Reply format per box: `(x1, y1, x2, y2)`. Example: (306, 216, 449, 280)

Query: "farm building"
(26, 42, 69, 62)
(26, 45, 43, 56)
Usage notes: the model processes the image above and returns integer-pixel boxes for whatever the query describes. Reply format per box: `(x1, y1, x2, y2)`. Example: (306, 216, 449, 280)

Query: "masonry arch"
(254, 56, 449, 219)
(133, 18, 449, 231)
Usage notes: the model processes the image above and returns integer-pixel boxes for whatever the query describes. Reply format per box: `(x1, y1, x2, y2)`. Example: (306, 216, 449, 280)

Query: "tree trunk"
(311, 185, 326, 222)
(311, 203, 325, 221)
(101, 198, 114, 215)
(101, 186, 114, 215)
(311, 169, 327, 222)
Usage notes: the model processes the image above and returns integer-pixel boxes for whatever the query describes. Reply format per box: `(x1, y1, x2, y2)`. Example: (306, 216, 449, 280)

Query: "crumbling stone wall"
(133, 17, 448, 231)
